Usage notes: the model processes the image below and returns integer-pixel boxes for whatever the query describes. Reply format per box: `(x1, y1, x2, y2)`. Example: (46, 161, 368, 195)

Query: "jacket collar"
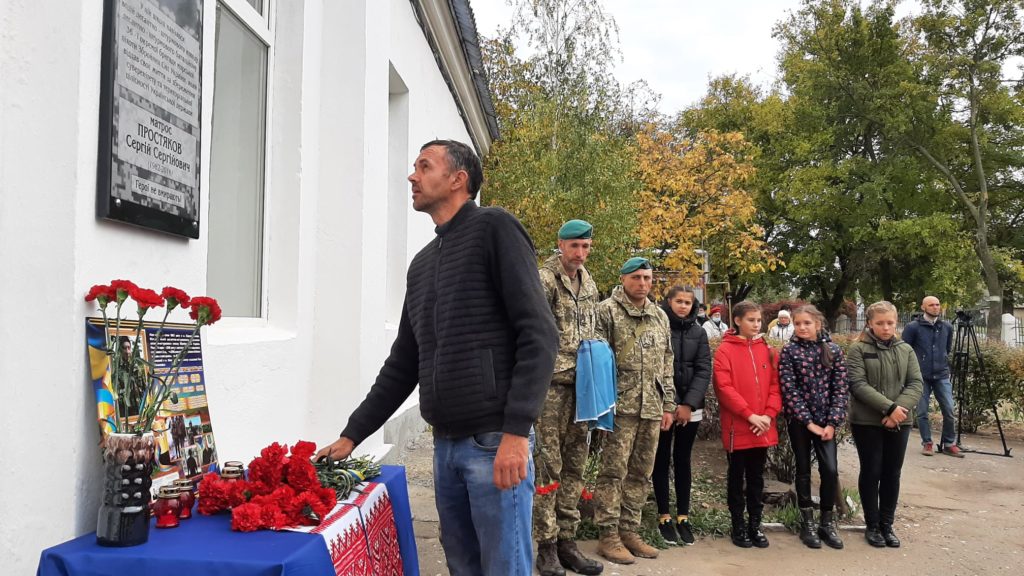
(661, 300, 698, 330)
(434, 200, 477, 236)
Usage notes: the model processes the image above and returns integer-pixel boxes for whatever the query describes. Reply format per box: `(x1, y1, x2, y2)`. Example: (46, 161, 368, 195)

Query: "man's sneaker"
(921, 442, 934, 456)
(942, 444, 965, 458)
(677, 519, 696, 545)
(657, 519, 679, 545)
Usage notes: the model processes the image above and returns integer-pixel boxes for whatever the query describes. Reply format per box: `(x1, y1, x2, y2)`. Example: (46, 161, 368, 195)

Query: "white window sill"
(205, 317, 297, 346)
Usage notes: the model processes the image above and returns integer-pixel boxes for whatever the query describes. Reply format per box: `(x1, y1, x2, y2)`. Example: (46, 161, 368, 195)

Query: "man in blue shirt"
(901, 296, 963, 458)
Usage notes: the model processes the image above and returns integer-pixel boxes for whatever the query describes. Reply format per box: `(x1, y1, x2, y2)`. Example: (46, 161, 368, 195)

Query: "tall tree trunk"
(817, 256, 852, 330)
(974, 228, 1004, 339)
(879, 257, 894, 303)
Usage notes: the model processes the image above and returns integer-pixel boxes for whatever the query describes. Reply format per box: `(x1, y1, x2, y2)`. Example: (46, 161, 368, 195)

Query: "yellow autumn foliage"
(635, 127, 783, 285)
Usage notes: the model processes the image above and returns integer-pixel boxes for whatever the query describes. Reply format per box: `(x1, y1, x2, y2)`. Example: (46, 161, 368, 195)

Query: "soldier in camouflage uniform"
(592, 257, 675, 565)
(534, 220, 604, 576)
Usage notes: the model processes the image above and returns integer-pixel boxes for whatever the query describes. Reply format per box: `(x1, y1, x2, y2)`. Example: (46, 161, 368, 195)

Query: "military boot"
(536, 540, 566, 576)
(799, 507, 821, 549)
(597, 532, 635, 565)
(818, 510, 844, 549)
(619, 531, 659, 559)
(557, 539, 603, 575)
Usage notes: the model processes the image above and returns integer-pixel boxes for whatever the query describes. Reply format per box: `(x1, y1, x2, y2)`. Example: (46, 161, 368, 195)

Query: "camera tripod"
(951, 311, 1012, 457)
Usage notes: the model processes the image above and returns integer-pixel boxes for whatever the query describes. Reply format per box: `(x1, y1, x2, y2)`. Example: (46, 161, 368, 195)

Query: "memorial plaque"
(97, 0, 204, 238)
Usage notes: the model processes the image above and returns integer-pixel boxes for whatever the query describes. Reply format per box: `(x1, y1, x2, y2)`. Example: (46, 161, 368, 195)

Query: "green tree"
(775, 0, 1024, 335)
(769, 0, 1000, 324)
(480, 3, 644, 289)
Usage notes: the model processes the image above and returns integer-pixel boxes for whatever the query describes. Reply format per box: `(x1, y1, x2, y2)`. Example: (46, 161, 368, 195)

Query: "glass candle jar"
(221, 469, 244, 483)
(153, 487, 181, 528)
(172, 479, 195, 519)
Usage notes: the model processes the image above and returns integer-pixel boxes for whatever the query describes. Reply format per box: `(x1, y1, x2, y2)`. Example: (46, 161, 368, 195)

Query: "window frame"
(206, 0, 275, 323)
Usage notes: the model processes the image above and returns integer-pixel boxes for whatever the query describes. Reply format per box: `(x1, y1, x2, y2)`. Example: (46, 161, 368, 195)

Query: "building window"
(207, 1, 271, 318)
(386, 64, 410, 326)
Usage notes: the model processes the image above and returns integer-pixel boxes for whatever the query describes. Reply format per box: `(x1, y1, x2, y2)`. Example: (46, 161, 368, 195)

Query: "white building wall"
(0, 0, 481, 573)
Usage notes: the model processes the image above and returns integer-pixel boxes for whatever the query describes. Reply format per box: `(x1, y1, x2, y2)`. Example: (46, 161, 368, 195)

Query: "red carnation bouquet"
(199, 441, 339, 532)
(85, 279, 221, 434)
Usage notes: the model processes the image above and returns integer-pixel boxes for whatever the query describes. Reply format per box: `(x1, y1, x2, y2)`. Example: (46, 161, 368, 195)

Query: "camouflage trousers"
(532, 380, 591, 541)
(592, 414, 660, 533)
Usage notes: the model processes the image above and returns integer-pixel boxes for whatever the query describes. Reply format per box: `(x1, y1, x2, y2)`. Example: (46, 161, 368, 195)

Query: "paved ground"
(401, 427, 1023, 576)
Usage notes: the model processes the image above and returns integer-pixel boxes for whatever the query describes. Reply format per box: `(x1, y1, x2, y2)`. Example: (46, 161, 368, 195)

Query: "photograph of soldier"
(533, 219, 603, 576)
(592, 257, 675, 565)
(114, 335, 147, 417)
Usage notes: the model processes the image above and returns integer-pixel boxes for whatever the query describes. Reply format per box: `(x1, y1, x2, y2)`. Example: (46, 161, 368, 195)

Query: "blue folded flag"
(575, 339, 617, 432)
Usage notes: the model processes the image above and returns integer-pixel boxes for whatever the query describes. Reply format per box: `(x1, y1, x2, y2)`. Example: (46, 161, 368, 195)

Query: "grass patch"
(574, 468, 861, 544)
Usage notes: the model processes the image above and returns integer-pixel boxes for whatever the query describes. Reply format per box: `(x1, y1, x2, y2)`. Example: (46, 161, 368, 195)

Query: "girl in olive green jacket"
(846, 301, 923, 549)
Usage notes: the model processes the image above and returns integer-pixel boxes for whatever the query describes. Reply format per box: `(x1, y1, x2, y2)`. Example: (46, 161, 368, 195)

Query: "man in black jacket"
(317, 140, 558, 575)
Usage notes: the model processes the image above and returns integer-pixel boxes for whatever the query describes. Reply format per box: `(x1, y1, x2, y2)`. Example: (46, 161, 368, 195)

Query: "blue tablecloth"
(38, 465, 419, 576)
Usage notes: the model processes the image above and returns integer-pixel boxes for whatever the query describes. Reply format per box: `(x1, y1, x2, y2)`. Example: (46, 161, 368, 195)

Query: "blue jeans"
(433, 430, 535, 576)
(917, 378, 956, 447)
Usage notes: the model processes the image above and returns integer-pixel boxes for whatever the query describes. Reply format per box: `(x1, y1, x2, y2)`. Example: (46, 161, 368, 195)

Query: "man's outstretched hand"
(316, 436, 355, 461)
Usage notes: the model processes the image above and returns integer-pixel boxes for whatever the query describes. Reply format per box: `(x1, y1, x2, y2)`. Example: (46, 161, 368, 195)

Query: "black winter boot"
(864, 524, 886, 548)
(731, 513, 752, 548)
(880, 524, 901, 548)
(748, 513, 769, 548)
(556, 539, 603, 575)
(817, 510, 844, 549)
(799, 507, 821, 549)
(536, 540, 566, 576)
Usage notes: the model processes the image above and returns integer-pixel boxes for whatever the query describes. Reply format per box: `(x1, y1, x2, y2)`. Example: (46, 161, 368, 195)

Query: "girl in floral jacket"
(778, 305, 849, 550)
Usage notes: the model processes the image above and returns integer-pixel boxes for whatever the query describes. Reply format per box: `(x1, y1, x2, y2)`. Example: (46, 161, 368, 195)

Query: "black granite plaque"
(98, 0, 204, 238)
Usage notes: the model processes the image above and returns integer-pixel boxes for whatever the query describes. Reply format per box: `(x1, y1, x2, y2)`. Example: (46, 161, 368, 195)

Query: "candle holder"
(172, 479, 195, 519)
(153, 486, 181, 528)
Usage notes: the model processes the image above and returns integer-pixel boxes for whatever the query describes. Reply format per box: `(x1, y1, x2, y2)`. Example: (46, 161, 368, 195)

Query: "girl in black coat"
(652, 286, 712, 545)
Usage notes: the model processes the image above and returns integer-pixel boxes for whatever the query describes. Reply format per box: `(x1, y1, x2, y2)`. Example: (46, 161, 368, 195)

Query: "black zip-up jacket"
(661, 302, 712, 410)
(341, 201, 558, 443)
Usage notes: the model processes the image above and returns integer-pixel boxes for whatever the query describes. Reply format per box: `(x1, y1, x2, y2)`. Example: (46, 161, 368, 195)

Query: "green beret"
(619, 257, 652, 275)
(558, 219, 593, 240)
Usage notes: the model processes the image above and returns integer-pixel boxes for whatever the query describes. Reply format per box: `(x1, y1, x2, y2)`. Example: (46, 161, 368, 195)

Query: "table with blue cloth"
(38, 465, 418, 576)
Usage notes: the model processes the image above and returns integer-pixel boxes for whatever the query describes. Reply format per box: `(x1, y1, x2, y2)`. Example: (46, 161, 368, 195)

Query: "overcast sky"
(470, 0, 920, 115)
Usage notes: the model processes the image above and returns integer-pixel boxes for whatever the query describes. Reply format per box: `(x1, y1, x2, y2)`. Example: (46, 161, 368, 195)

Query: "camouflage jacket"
(596, 285, 675, 419)
(540, 255, 601, 376)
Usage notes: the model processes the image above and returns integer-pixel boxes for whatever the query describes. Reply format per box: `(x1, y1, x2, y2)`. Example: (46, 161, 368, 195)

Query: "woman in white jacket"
(768, 310, 795, 340)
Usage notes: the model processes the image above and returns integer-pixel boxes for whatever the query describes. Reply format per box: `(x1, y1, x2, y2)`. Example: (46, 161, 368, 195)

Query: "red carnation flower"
(291, 440, 316, 461)
(231, 502, 265, 532)
(535, 482, 560, 496)
(284, 458, 319, 492)
(84, 284, 117, 307)
(581, 487, 594, 501)
(160, 286, 191, 311)
(109, 279, 138, 304)
(189, 296, 223, 326)
(130, 287, 165, 313)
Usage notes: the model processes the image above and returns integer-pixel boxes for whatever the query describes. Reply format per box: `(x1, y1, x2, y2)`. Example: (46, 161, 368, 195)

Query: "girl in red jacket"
(713, 300, 782, 549)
